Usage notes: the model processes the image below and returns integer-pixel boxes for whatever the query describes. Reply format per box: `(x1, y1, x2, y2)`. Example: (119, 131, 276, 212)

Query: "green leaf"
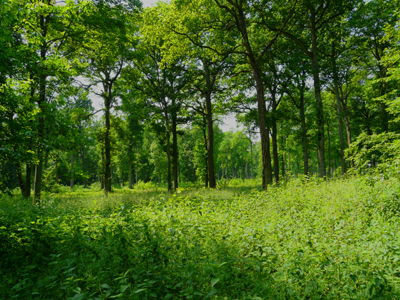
(120, 284, 130, 293)
(211, 278, 220, 287)
(205, 288, 218, 298)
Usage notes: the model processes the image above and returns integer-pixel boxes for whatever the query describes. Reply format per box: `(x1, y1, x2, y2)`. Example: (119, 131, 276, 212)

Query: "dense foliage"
(2, 177, 400, 299)
(2, 1, 400, 298)
(1, 0, 400, 196)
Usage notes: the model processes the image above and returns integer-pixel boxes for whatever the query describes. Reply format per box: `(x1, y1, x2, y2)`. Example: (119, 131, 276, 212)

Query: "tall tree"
(76, 0, 141, 195)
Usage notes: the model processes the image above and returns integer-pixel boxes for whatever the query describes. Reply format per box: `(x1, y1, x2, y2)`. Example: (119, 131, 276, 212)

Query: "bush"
(134, 180, 157, 190)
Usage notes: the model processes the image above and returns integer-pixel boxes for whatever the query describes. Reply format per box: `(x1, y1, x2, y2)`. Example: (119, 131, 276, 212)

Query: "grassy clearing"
(1, 176, 400, 299)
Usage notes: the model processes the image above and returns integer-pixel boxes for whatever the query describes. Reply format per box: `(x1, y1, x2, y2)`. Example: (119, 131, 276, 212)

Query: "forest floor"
(1, 176, 400, 299)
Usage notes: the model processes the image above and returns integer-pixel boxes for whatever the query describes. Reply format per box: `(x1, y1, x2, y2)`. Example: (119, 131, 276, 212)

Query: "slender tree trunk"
(310, 13, 326, 178)
(0, 161, 5, 192)
(271, 89, 279, 184)
(331, 49, 346, 175)
(25, 164, 31, 197)
(204, 61, 216, 188)
(166, 131, 172, 192)
(299, 82, 309, 175)
(128, 159, 133, 189)
(33, 16, 47, 204)
(266, 128, 273, 182)
(33, 153, 43, 204)
(172, 108, 178, 191)
(136, 146, 139, 184)
(250, 141, 254, 179)
(249, 58, 272, 188)
(33, 75, 46, 204)
(205, 91, 216, 188)
(344, 112, 352, 148)
(101, 150, 105, 190)
(202, 120, 209, 188)
(104, 94, 112, 195)
(70, 152, 74, 190)
(327, 122, 331, 178)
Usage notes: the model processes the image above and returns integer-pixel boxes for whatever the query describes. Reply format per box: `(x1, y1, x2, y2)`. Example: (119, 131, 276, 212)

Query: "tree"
(76, 0, 141, 195)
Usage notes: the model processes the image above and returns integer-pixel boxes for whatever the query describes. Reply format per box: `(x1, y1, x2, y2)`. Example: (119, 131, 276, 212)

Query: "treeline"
(1, 0, 400, 201)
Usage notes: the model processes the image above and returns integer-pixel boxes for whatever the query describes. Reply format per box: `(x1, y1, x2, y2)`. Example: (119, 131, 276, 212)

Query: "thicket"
(2, 176, 400, 299)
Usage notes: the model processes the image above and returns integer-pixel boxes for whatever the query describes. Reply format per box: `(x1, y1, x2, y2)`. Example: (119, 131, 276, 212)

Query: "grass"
(1, 176, 400, 299)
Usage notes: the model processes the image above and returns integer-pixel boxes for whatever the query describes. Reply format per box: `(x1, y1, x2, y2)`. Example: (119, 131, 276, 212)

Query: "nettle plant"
(346, 132, 400, 178)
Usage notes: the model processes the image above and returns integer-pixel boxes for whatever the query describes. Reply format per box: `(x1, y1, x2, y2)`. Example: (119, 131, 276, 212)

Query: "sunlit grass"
(1, 176, 400, 299)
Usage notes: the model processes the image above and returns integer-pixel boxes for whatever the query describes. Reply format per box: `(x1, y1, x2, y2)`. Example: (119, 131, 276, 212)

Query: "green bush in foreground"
(1, 176, 400, 299)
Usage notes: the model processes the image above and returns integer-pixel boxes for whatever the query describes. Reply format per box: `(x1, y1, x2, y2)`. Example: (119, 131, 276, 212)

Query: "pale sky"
(142, 0, 160, 7)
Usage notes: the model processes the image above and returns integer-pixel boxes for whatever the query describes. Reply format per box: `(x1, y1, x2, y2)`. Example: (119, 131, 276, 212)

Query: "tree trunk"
(166, 131, 172, 192)
(250, 140, 254, 179)
(310, 12, 326, 178)
(202, 121, 209, 188)
(172, 108, 178, 191)
(331, 49, 346, 175)
(25, 164, 31, 197)
(271, 89, 279, 184)
(129, 159, 133, 189)
(136, 146, 139, 184)
(33, 15, 47, 204)
(299, 81, 309, 175)
(248, 55, 272, 188)
(33, 153, 43, 204)
(204, 61, 216, 188)
(70, 152, 74, 190)
(104, 95, 112, 195)
(33, 75, 46, 204)
(327, 122, 331, 178)
(266, 129, 273, 181)
(101, 150, 105, 190)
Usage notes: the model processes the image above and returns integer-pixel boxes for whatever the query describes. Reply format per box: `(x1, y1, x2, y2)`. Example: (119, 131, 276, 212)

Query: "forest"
(1, 0, 400, 299)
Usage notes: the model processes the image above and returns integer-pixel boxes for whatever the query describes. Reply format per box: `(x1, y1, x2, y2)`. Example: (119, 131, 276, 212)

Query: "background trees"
(1, 0, 400, 197)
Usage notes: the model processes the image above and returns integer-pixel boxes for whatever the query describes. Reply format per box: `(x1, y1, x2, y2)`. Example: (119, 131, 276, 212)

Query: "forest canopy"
(1, 0, 400, 200)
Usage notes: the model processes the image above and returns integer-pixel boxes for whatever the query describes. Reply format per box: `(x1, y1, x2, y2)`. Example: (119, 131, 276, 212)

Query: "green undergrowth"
(1, 176, 400, 299)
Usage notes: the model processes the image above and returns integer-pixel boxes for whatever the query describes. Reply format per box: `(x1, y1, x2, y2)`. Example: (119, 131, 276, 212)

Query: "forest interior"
(1, 0, 400, 299)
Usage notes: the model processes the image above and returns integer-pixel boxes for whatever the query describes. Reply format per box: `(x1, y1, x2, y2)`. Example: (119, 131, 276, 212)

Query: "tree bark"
(310, 12, 326, 178)
(70, 152, 74, 190)
(104, 94, 112, 195)
(166, 131, 172, 192)
(202, 120, 209, 188)
(299, 80, 309, 175)
(100, 150, 105, 190)
(129, 159, 133, 189)
(271, 87, 279, 184)
(327, 122, 331, 178)
(204, 61, 216, 188)
(33, 74, 46, 204)
(172, 105, 178, 191)
(248, 56, 272, 188)
(331, 48, 346, 175)
(136, 146, 139, 184)
(33, 14, 47, 204)
(25, 164, 31, 197)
